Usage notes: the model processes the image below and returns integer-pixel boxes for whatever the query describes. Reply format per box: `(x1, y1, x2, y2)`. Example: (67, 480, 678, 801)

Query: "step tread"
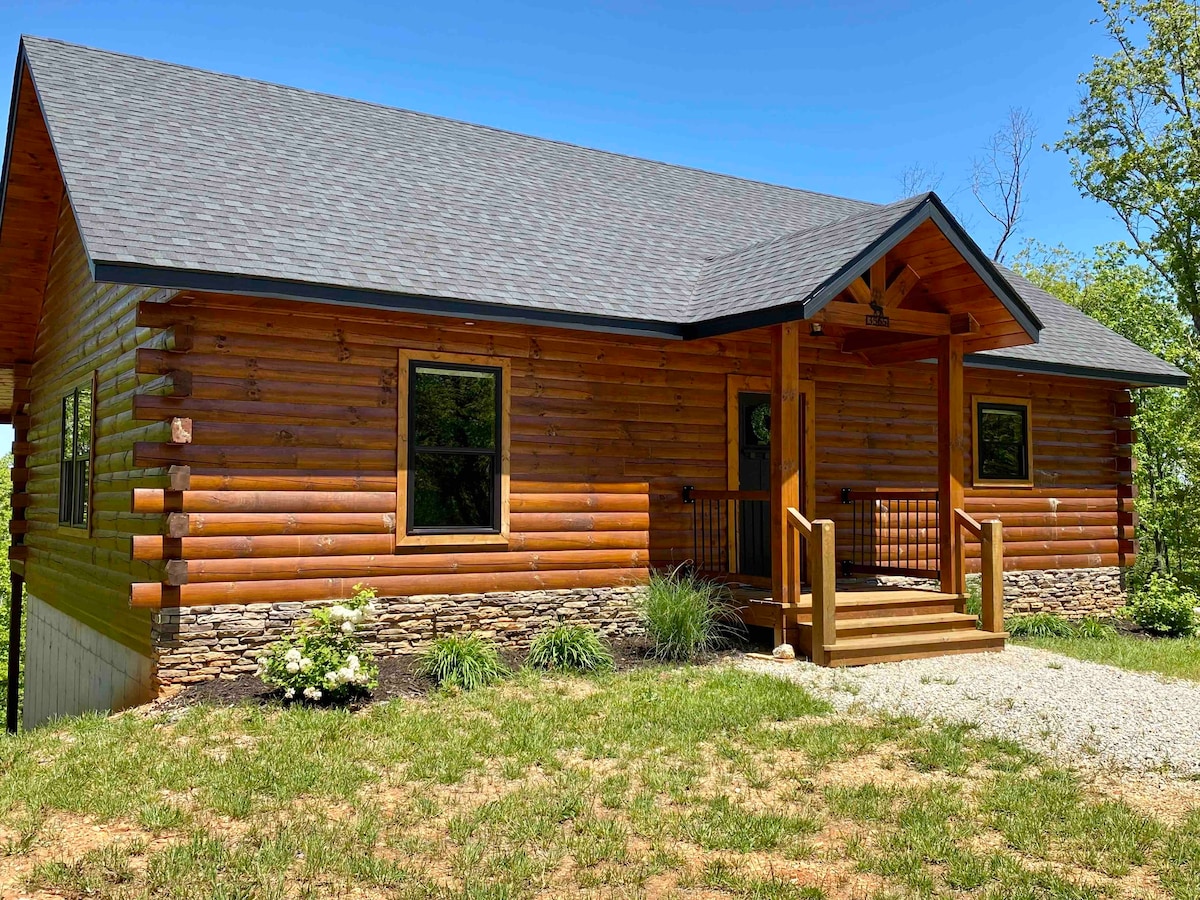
(833, 612, 978, 631)
(794, 592, 962, 611)
(828, 630, 1008, 651)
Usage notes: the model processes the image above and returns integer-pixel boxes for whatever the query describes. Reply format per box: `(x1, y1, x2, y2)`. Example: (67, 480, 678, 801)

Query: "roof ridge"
(19, 34, 883, 211)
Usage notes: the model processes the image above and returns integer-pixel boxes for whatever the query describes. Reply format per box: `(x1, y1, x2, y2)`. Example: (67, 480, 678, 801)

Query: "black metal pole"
(5, 573, 22, 734)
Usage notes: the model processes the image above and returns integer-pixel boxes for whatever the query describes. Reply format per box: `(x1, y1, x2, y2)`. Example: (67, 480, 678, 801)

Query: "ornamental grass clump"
(640, 566, 739, 661)
(1004, 612, 1077, 639)
(255, 585, 380, 703)
(418, 633, 508, 691)
(526, 623, 614, 674)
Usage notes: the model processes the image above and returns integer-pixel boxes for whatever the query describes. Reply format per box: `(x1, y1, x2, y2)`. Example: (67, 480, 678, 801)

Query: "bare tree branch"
(971, 108, 1036, 263)
(896, 163, 944, 199)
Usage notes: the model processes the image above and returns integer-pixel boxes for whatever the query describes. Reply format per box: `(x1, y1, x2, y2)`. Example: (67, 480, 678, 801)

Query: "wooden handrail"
(785, 506, 837, 666)
(954, 507, 983, 539)
(786, 506, 813, 538)
(954, 507, 1005, 635)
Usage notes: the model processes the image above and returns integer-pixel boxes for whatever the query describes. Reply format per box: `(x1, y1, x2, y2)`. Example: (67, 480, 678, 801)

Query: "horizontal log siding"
(127, 293, 1131, 606)
(808, 355, 1130, 572)
(22, 198, 176, 653)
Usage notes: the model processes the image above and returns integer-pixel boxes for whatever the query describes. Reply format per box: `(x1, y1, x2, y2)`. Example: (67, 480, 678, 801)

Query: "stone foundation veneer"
(152, 585, 646, 687)
(878, 566, 1127, 619)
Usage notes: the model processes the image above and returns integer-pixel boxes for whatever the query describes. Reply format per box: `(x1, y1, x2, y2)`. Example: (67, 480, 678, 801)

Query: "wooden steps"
(736, 586, 1009, 666)
(822, 630, 1008, 667)
(833, 611, 979, 640)
(793, 589, 961, 622)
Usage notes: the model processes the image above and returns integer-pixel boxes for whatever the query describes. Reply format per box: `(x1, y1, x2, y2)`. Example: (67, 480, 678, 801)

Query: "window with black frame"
(58, 382, 93, 528)
(974, 399, 1031, 485)
(407, 362, 502, 533)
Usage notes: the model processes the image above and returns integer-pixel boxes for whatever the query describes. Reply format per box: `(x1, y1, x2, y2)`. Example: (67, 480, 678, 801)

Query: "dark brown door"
(737, 392, 772, 577)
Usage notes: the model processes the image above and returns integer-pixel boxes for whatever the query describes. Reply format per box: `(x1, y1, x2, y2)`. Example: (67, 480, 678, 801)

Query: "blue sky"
(0, 0, 1131, 457)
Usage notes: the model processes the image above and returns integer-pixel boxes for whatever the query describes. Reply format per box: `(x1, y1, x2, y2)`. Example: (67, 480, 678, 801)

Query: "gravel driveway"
(743, 646, 1200, 777)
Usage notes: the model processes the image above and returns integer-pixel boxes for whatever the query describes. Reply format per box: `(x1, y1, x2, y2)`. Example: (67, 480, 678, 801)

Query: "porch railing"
(840, 487, 940, 580)
(787, 507, 836, 666)
(681, 486, 770, 582)
(955, 508, 1006, 633)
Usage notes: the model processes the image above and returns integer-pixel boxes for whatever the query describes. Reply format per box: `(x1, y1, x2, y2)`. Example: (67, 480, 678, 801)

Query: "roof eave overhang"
(90, 260, 689, 340)
(0, 43, 28, 269)
(965, 352, 1190, 389)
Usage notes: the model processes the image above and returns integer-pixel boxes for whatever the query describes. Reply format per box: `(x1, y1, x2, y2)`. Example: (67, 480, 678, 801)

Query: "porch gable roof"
(689, 192, 1042, 341)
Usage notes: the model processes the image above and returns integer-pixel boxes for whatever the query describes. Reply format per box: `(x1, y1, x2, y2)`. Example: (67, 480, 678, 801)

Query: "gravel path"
(742, 646, 1200, 776)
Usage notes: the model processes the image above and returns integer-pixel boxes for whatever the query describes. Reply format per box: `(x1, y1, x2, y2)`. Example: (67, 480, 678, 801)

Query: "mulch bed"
(156, 636, 676, 713)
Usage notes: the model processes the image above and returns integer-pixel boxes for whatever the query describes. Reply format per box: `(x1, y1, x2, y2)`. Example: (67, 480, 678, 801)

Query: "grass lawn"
(1, 665, 1198, 899)
(1014, 633, 1200, 682)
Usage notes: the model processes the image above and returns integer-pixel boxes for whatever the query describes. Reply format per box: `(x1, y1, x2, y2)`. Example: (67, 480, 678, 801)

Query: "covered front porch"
(683, 200, 1030, 666)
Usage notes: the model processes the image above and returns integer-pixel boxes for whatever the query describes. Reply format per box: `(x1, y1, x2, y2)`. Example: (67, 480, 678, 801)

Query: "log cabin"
(0, 36, 1187, 727)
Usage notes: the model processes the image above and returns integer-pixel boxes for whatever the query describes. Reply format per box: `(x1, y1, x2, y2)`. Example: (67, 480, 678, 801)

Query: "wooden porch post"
(937, 335, 965, 595)
(770, 321, 801, 607)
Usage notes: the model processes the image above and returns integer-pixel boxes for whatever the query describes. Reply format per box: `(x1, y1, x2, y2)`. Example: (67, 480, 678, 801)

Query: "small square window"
(974, 397, 1032, 486)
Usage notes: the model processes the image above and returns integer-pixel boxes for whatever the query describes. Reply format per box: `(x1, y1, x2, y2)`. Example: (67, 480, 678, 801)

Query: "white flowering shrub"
(255, 585, 380, 702)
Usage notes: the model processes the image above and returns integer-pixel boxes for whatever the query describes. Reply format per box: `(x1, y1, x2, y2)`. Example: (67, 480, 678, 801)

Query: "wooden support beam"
(770, 321, 801, 609)
(937, 335, 965, 595)
(845, 278, 871, 304)
(883, 264, 920, 308)
(816, 302, 961, 336)
(861, 337, 940, 367)
(137, 300, 194, 330)
(869, 256, 888, 306)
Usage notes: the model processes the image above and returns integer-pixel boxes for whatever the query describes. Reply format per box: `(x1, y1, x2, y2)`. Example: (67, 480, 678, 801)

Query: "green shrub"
(1128, 573, 1199, 637)
(256, 584, 379, 702)
(1072, 617, 1118, 639)
(418, 633, 508, 690)
(526, 623, 614, 673)
(640, 566, 739, 661)
(963, 578, 982, 620)
(1005, 612, 1076, 639)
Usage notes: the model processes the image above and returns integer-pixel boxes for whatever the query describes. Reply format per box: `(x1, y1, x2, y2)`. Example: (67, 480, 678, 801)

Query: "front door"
(737, 392, 772, 577)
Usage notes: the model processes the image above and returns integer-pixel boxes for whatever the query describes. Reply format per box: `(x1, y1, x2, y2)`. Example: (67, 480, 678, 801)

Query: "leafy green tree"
(1015, 243, 1200, 584)
(1057, 0, 1200, 333)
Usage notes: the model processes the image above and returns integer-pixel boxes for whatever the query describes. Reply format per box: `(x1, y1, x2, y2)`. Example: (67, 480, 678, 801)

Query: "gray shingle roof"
(973, 268, 1188, 385)
(695, 196, 927, 321)
(12, 36, 1188, 386)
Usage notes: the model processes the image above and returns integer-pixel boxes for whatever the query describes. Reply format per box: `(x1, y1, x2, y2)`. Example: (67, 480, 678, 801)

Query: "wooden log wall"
(20, 196, 176, 654)
(121, 291, 1135, 608)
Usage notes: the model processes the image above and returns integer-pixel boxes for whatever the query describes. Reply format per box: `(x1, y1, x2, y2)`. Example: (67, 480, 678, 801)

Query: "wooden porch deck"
(729, 582, 1007, 667)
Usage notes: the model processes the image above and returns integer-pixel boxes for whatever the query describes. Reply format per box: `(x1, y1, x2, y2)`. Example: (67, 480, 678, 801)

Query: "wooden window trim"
(396, 349, 510, 551)
(972, 395, 1034, 488)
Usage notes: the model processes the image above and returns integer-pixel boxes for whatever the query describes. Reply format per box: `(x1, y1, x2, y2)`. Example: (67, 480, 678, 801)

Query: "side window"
(58, 381, 93, 528)
(973, 397, 1032, 486)
(398, 351, 510, 548)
